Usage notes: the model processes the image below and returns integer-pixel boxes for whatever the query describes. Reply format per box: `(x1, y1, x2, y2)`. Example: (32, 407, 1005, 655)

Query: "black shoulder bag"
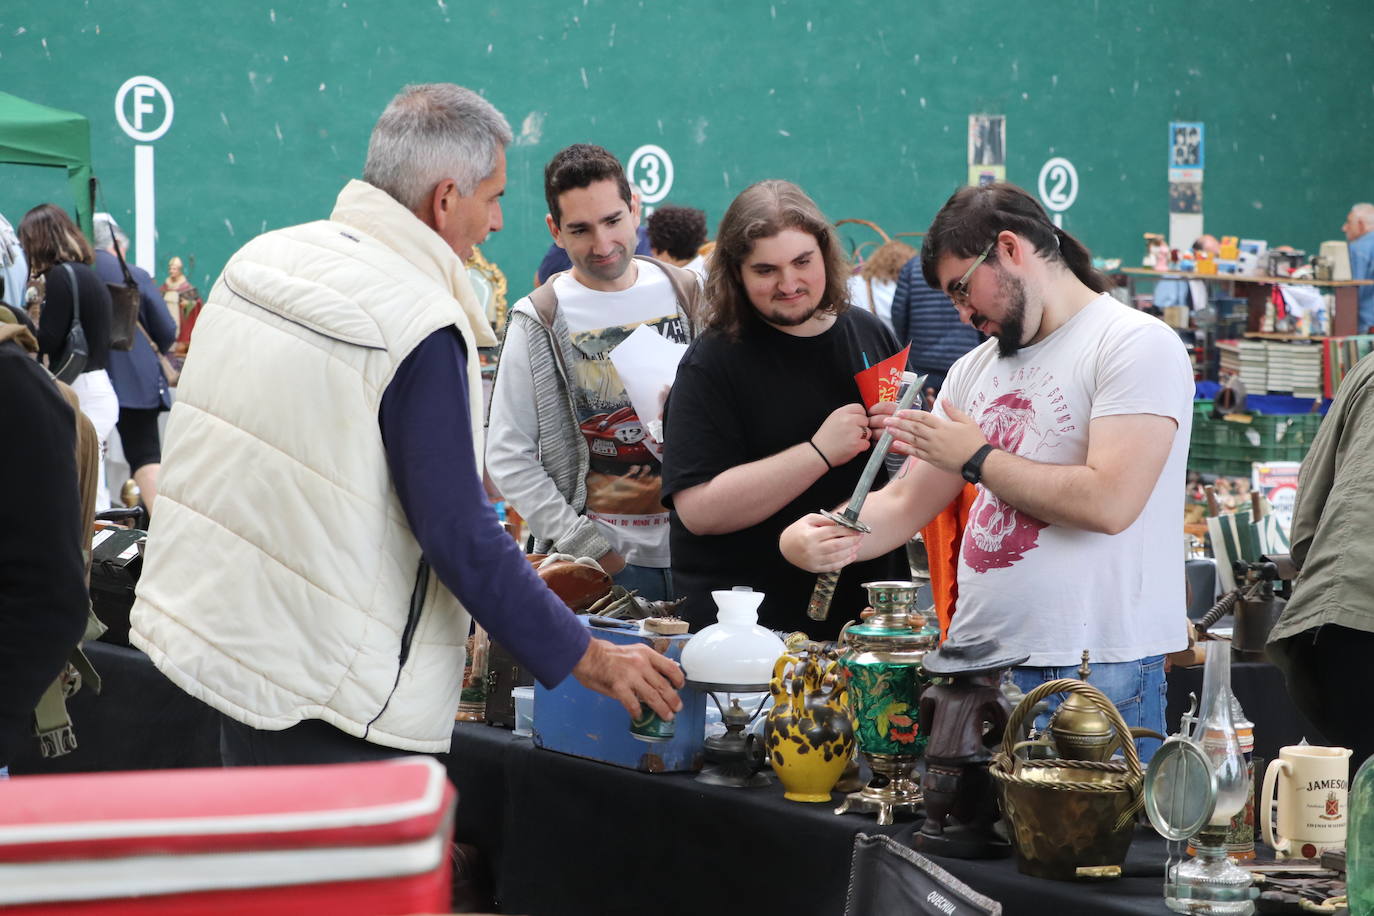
(105, 241, 139, 351)
(51, 263, 89, 384)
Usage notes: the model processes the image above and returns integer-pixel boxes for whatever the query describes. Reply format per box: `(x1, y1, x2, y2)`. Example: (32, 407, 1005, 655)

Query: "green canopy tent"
(0, 91, 96, 241)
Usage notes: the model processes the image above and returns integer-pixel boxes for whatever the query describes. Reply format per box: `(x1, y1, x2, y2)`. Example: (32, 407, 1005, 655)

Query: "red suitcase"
(0, 756, 455, 914)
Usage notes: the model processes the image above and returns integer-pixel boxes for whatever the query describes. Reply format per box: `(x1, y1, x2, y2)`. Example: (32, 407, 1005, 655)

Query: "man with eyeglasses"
(782, 182, 1193, 761)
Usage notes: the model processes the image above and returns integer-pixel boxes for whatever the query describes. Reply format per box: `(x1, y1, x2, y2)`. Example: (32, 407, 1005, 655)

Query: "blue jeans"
(612, 564, 674, 603)
(1010, 655, 1167, 763)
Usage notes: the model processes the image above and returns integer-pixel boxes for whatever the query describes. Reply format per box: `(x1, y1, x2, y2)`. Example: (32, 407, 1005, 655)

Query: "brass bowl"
(991, 679, 1143, 881)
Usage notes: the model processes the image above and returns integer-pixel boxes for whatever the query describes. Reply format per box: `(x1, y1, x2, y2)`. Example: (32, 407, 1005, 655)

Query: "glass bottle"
(1349, 755, 1374, 916)
(1223, 694, 1256, 860)
(1166, 641, 1255, 915)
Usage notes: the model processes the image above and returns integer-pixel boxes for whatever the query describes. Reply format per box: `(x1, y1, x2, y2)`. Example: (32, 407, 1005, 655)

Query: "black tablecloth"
(8, 641, 220, 775)
(17, 645, 1322, 914)
(448, 722, 1172, 916)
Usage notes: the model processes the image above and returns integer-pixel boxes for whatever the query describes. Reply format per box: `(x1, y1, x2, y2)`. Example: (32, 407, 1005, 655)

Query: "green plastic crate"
(1187, 405, 1322, 474)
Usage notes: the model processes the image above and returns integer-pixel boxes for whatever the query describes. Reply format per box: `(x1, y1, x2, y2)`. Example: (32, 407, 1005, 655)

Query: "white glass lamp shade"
(680, 589, 786, 686)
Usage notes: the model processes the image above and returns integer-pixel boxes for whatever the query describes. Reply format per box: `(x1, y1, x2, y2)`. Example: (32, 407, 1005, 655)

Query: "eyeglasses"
(949, 241, 996, 307)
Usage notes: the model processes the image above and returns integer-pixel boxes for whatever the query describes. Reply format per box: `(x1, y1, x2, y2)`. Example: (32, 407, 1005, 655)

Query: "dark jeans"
(1275, 624, 1374, 770)
(612, 563, 674, 602)
(219, 715, 413, 767)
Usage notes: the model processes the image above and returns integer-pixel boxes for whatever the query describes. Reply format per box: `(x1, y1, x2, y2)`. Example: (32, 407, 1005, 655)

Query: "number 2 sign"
(1037, 157, 1078, 228)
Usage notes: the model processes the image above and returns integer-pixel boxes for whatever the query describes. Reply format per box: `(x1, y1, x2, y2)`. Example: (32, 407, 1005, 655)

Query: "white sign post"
(626, 144, 674, 218)
(1037, 157, 1078, 229)
(114, 76, 174, 274)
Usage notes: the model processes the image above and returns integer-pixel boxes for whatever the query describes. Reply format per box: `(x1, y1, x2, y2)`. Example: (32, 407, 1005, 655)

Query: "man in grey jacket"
(487, 144, 698, 601)
(1268, 350, 1374, 768)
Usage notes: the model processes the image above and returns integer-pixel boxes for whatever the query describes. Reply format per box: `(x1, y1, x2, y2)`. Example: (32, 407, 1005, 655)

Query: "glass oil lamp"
(1164, 640, 1256, 915)
(680, 588, 786, 788)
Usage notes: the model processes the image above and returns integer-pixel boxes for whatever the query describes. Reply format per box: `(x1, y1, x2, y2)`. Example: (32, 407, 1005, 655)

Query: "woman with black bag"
(93, 213, 178, 514)
(19, 203, 117, 510)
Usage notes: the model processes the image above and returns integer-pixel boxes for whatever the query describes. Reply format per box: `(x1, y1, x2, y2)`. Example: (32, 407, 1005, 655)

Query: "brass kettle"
(1019, 652, 1164, 762)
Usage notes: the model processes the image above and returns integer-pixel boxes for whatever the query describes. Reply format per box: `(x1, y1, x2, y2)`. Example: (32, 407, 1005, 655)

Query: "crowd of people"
(5, 80, 1368, 779)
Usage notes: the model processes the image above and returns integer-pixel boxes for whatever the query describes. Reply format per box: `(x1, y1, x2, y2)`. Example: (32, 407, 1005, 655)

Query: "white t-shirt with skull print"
(932, 294, 1193, 666)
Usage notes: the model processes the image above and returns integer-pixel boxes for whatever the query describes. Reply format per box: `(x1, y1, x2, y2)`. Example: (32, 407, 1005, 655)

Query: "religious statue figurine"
(161, 256, 203, 357)
(913, 635, 1029, 859)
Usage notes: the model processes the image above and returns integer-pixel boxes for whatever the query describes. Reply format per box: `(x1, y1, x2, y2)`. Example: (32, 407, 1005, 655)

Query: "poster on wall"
(1168, 121, 1205, 250)
(1169, 181, 1202, 214)
(1169, 122, 1204, 170)
(968, 114, 1005, 187)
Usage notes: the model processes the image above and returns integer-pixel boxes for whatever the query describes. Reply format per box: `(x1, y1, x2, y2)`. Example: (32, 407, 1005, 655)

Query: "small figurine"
(1144, 233, 1170, 272)
(161, 256, 203, 357)
(914, 634, 1028, 859)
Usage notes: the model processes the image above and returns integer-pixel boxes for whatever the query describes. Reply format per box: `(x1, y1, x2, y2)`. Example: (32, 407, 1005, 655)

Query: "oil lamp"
(680, 588, 786, 788)
(1147, 639, 1256, 915)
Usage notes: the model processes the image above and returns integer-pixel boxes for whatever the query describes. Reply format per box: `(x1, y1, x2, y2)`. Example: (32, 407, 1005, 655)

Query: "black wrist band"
(961, 444, 995, 485)
(808, 439, 834, 470)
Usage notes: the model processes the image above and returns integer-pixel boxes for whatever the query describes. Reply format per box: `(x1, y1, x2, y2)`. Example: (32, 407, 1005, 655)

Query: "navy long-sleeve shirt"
(379, 327, 589, 687)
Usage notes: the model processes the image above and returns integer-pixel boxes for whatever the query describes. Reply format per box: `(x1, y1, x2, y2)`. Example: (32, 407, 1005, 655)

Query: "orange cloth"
(920, 483, 978, 641)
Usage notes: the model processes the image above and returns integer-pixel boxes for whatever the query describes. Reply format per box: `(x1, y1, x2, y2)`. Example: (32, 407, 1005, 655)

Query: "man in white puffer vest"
(130, 83, 684, 765)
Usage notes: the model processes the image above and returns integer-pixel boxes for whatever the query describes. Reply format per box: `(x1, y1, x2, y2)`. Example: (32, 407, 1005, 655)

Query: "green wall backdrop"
(2, 1, 1371, 293)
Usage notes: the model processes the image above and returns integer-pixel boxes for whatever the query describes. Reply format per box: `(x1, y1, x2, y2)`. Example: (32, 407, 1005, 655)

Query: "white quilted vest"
(131, 181, 496, 752)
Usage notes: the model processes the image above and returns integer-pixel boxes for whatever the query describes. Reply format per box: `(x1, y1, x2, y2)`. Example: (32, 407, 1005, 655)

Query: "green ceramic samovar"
(835, 580, 939, 825)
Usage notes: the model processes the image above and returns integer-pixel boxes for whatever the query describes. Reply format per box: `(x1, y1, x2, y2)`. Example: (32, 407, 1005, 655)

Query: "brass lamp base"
(835, 757, 923, 826)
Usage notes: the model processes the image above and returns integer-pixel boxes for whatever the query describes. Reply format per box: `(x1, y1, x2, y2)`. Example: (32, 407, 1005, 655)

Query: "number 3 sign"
(627, 145, 675, 206)
(1037, 157, 1078, 227)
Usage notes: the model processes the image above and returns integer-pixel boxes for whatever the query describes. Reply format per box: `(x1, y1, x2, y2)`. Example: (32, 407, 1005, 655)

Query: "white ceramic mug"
(1261, 745, 1352, 858)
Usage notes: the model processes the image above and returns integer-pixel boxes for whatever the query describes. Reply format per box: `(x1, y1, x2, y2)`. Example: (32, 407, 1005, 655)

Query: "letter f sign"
(133, 86, 156, 130)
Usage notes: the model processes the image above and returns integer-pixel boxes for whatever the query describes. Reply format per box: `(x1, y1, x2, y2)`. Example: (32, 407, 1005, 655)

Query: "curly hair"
(18, 203, 93, 276)
(646, 205, 707, 261)
(704, 180, 852, 339)
(543, 144, 632, 228)
(859, 239, 917, 283)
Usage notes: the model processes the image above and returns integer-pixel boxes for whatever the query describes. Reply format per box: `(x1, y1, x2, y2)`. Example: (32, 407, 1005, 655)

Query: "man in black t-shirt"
(660, 181, 906, 640)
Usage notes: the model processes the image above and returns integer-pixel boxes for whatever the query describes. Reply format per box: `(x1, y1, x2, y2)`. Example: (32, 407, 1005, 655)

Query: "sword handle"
(806, 571, 841, 621)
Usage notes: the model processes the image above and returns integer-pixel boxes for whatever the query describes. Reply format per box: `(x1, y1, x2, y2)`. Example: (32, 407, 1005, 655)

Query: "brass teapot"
(1019, 652, 1163, 762)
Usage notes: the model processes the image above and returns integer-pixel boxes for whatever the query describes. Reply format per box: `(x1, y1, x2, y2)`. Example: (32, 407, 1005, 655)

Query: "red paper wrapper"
(853, 345, 911, 408)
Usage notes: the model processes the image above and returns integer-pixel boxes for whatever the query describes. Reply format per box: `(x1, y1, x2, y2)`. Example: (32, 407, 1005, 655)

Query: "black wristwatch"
(961, 444, 995, 485)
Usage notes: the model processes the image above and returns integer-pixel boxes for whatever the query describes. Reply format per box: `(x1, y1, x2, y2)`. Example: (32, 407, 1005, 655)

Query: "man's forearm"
(978, 449, 1126, 534)
(673, 442, 828, 536)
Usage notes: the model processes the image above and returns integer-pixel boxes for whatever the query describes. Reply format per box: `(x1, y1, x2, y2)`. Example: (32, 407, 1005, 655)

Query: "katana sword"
(806, 371, 926, 622)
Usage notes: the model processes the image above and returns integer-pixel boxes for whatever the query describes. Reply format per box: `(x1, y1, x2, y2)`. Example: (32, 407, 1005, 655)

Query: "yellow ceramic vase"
(764, 653, 855, 803)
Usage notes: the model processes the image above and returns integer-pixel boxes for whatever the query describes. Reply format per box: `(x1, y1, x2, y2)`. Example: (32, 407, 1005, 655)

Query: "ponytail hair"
(920, 183, 1108, 294)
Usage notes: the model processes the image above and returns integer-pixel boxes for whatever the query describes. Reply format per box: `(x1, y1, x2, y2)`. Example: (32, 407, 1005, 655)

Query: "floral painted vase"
(837, 582, 938, 760)
(763, 653, 856, 802)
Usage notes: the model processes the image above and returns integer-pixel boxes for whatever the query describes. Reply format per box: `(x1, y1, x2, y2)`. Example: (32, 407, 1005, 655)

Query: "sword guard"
(820, 509, 871, 534)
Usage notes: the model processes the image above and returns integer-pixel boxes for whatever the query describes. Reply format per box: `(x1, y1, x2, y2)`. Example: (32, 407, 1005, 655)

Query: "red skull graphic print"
(960, 376, 1072, 573)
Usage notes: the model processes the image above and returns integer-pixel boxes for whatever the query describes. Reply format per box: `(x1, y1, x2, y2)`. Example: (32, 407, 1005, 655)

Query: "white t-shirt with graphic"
(934, 294, 1193, 666)
(554, 263, 688, 568)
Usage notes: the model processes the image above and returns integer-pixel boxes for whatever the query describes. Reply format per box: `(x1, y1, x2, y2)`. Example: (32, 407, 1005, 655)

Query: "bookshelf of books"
(1215, 333, 1374, 400)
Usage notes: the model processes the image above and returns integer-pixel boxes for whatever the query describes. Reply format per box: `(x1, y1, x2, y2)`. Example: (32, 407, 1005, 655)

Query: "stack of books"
(1270, 341, 1323, 399)
(1238, 339, 1268, 392)
(1217, 338, 1323, 396)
